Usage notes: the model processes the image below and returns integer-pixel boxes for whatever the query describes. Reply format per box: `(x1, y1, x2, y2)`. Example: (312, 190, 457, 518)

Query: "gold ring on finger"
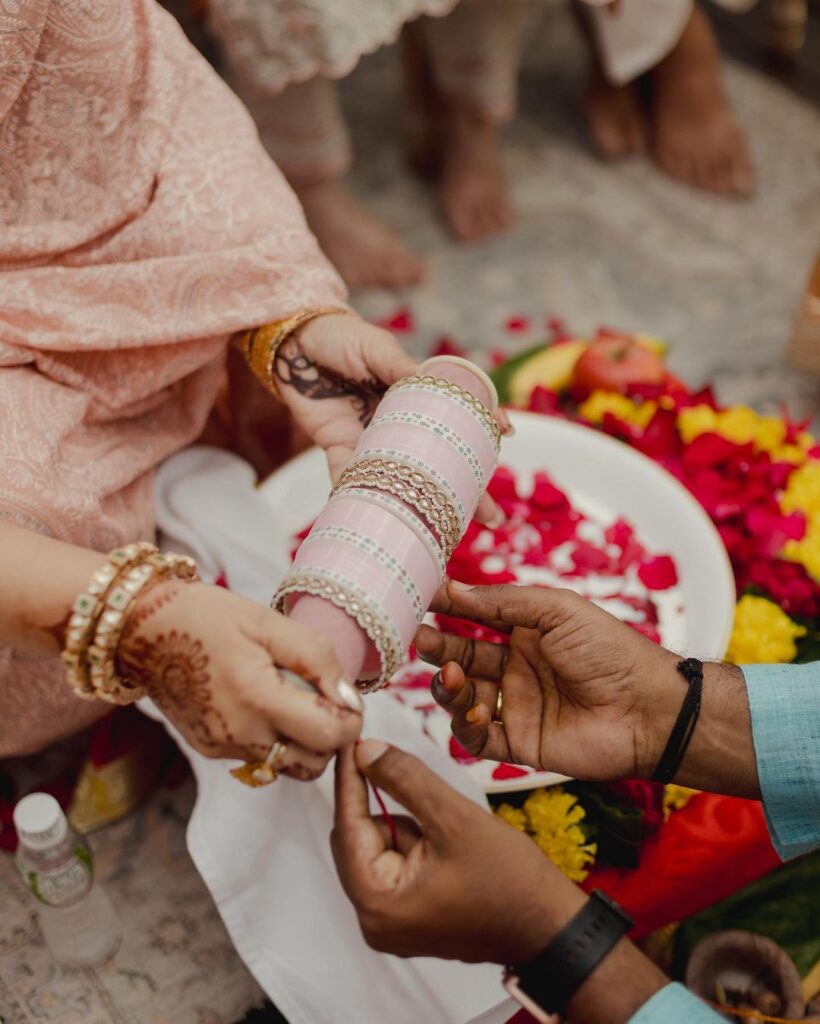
(230, 739, 289, 788)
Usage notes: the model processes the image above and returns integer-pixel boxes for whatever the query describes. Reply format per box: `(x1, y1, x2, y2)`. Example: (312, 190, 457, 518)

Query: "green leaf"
(794, 632, 820, 664)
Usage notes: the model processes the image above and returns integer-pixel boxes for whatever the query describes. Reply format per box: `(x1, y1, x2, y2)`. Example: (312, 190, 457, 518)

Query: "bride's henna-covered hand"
(118, 580, 364, 779)
(274, 310, 417, 484)
(276, 309, 508, 524)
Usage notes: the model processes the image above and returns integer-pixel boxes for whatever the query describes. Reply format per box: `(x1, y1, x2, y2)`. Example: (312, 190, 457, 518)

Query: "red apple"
(572, 336, 665, 398)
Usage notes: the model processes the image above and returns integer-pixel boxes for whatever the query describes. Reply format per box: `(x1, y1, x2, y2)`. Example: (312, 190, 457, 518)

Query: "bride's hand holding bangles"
(56, 539, 364, 784)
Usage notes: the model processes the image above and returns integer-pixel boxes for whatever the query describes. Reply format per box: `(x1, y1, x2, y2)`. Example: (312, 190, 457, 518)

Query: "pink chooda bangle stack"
(273, 356, 501, 691)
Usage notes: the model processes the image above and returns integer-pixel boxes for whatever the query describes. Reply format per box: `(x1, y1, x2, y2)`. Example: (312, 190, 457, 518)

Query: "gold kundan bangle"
(88, 551, 199, 704)
(236, 307, 347, 398)
(62, 547, 199, 705)
(61, 542, 157, 700)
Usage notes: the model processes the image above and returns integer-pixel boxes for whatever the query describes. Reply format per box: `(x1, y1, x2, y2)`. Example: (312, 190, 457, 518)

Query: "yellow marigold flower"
(784, 528, 820, 580)
(772, 444, 807, 466)
(726, 595, 806, 664)
(780, 462, 820, 578)
(532, 828, 597, 883)
(781, 461, 820, 517)
(495, 803, 527, 832)
(523, 788, 597, 883)
(662, 785, 698, 822)
(678, 405, 718, 444)
(678, 404, 787, 454)
(798, 431, 816, 452)
(579, 391, 656, 429)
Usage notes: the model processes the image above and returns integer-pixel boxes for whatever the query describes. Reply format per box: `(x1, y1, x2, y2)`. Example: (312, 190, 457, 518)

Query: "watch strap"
(510, 890, 633, 1015)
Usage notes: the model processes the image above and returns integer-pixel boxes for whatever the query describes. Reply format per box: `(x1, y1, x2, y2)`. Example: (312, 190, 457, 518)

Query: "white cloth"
(145, 447, 515, 1024)
(584, 0, 758, 86)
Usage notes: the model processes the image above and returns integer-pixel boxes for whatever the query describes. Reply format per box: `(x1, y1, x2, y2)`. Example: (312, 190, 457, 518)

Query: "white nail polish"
(337, 679, 365, 713)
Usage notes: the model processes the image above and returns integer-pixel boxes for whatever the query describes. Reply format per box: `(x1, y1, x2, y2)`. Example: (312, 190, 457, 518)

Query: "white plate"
(258, 410, 736, 793)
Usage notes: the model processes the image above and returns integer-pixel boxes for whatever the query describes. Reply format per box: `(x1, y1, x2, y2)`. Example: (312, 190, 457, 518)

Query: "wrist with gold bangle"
(236, 307, 348, 398)
(61, 545, 199, 705)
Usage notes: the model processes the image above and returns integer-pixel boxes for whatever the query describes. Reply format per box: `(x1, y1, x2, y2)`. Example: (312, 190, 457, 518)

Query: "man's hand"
(418, 581, 760, 797)
(332, 740, 584, 964)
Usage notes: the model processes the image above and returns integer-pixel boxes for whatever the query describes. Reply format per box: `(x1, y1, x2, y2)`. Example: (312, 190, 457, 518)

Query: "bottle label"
(28, 847, 93, 907)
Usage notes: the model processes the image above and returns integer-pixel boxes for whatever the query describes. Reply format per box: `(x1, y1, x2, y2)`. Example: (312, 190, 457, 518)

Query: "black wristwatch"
(503, 890, 633, 1021)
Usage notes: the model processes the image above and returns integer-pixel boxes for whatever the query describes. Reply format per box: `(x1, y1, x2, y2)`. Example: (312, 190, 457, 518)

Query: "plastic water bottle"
(14, 792, 122, 968)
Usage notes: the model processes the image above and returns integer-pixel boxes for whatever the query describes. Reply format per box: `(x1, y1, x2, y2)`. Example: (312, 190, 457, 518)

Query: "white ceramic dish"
(259, 410, 736, 793)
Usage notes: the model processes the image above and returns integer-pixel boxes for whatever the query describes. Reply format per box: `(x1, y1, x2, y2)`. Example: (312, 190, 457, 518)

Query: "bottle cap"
(13, 793, 68, 850)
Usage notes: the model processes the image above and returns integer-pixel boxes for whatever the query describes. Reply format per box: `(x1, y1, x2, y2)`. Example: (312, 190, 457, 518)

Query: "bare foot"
(296, 179, 426, 291)
(437, 105, 515, 244)
(649, 5, 754, 197)
(582, 73, 648, 160)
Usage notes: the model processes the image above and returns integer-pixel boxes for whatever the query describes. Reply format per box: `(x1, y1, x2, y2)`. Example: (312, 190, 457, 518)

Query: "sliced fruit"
(507, 340, 589, 406)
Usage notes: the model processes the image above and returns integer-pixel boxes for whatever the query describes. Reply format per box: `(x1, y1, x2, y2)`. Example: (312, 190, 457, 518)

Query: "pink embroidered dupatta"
(0, 0, 345, 754)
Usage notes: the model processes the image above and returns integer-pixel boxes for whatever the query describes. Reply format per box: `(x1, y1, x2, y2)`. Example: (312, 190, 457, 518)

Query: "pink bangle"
(293, 537, 418, 648)
(308, 499, 440, 608)
(384, 375, 500, 451)
(356, 422, 482, 515)
(419, 355, 499, 410)
(375, 387, 499, 464)
(333, 456, 462, 557)
(326, 488, 447, 574)
(368, 409, 489, 488)
(274, 566, 403, 690)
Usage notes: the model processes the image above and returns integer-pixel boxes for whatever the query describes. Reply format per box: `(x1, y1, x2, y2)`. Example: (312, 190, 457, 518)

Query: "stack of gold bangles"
(61, 543, 199, 705)
(235, 307, 347, 396)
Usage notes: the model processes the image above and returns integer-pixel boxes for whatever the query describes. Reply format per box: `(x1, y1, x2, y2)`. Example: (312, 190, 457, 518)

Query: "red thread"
(370, 781, 399, 851)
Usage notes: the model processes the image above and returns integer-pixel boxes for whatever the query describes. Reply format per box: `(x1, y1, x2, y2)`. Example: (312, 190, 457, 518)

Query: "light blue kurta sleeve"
(742, 662, 820, 860)
(628, 983, 724, 1023)
(628, 666, 819, 1024)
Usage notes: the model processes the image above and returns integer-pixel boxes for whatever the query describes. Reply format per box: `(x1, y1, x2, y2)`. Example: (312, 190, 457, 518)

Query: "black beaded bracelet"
(651, 657, 704, 784)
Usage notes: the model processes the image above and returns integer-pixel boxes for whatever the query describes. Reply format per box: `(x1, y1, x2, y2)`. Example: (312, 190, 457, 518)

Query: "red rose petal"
(492, 763, 530, 780)
(450, 737, 478, 764)
(570, 541, 612, 574)
(605, 518, 634, 549)
(392, 670, 435, 691)
(630, 621, 662, 644)
(531, 472, 571, 512)
(527, 386, 561, 415)
(430, 336, 467, 358)
(547, 316, 569, 342)
(637, 555, 678, 591)
(378, 308, 414, 333)
(505, 315, 530, 333)
(487, 466, 519, 503)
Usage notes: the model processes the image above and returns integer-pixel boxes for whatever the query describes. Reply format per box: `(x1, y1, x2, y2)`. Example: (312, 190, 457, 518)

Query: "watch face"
(502, 974, 558, 1024)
